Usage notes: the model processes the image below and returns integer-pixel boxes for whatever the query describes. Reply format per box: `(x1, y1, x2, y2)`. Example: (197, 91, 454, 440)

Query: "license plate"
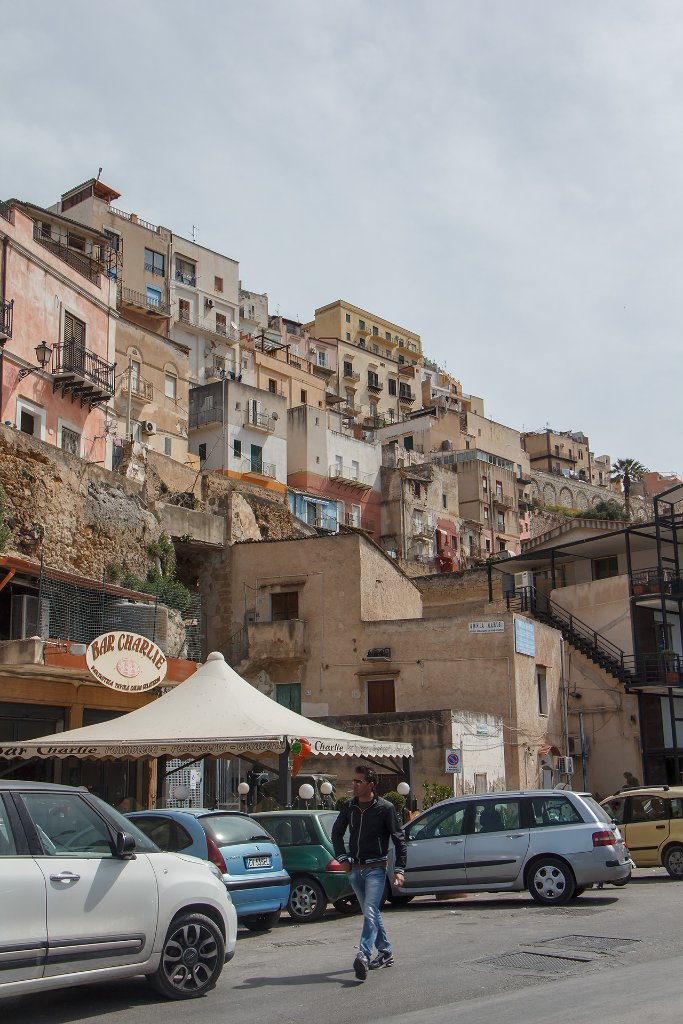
(246, 855, 271, 869)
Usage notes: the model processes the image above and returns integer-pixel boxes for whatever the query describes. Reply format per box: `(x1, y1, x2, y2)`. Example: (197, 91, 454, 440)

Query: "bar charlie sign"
(85, 631, 167, 692)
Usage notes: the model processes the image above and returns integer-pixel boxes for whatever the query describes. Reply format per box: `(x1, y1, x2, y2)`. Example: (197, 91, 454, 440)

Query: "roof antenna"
(192, 224, 197, 242)
(96, 167, 102, 180)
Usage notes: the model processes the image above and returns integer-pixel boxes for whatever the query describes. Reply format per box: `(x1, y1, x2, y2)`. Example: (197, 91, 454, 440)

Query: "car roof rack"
(617, 784, 670, 793)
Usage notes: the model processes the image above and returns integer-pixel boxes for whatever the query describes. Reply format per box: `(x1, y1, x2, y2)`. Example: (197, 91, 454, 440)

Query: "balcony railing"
(0, 200, 11, 223)
(399, 389, 415, 403)
(631, 568, 683, 598)
(33, 224, 104, 284)
(109, 206, 159, 233)
(120, 287, 170, 316)
(175, 269, 197, 287)
(189, 406, 223, 429)
(367, 381, 384, 395)
(143, 261, 165, 277)
(177, 310, 238, 341)
(329, 464, 374, 488)
(342, 369, 361, 382)
(0, 299, 13, 340)
(625, 651, 683, 687)
(245, 410, 275, 432)
(120, 375, 154, 401)
(243, 458, 276, 479)
(52, 342, 115, 405)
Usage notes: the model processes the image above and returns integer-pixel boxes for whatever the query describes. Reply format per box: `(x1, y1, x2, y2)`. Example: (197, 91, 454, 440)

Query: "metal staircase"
(511, 587, 635, 685)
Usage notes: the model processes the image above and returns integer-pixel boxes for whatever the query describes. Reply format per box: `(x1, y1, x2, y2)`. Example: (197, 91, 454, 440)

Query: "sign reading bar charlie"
(85, 631, 167, 692)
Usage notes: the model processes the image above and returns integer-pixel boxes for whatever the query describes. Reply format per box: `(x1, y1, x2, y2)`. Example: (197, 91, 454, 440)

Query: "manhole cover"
(270, 938, 327, 948)
(534, 935, 641, 954)
(474, 950, 590, 974)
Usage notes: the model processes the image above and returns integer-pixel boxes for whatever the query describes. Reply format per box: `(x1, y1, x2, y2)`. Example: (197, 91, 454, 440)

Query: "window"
(482, 476, 488, 492)
(60, 426, 81, 456)
(198, 443, 207, 462)
(144, 248, 165, 276)
(0, 798, 17, 855)
(359, 319, 366, 330)
(130, 359, 141, 389)
(233, 439, 241, 459)
(129, 815, 194, 852)
(164, 437, 172, 456)
(317, 351, 328, 367)
(178, 298, 190, 322)
(104, 228, 120, 252)
(385, 331, 391, 341)
(496, 481, 503, 500)
(442, 493, 447, 509)
(351, 460, 360, 480)
(484, 538, 491, 551)
(388, 378, 397, 396)
(593, 556, 619, 581)
(631, 796, 666, 823)
(214, 276, 223, 293)
(175, 256, 196, 285)
(372, 326, 378, 336)
(271, 591, 299, 621)
(165, 373, 177, 400)
(536, 667, 548, 716)
(408, 802, 466, 841)
(268, 379, 277, 394)
(367, 679, 395, 713)
(349, 503, 361, 527)
(367, 370, 379, 388)
(276, 684, 301, 714)
(403, 436, 413, 451)
(216, 312, 227, 335)
(497, 514, 504, 531)
(484, 507, 489, 521)
(20, 792, 114, 857)
(64, 310, 86, 350)
(528, 796, 583, 827)
(601, 797, 626, 824)
(473, 799, 521, 833)
(343, 361, 353, 376)
(346, 332, 351, 341)
(146, 284, 162, 308)
(300, 389, 307, 404)
(20, 409, 36, 435)
(345, 313, 351, 323)
(250, 443, 262, 472)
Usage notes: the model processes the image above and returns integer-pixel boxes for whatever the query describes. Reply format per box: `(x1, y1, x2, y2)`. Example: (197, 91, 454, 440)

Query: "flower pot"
(666, 671, 679, 684)
(633, 584, 646, 595)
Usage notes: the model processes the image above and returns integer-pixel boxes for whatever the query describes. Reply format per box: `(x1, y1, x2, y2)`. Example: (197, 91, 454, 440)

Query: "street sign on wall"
(468, 620, 505, 633)
(445, 749, 462, 774)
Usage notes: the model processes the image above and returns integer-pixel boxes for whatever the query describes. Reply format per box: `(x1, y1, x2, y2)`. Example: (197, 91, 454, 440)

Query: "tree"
(610, 458, 648, 495)
(580, 499, 629, 522)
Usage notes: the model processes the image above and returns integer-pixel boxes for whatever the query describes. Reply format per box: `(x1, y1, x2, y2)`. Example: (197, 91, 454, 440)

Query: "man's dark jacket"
(331, 795, 407, 871)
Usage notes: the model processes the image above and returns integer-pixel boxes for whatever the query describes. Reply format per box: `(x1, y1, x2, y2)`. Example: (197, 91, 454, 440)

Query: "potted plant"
(661, 650, 679, 683)
(632, 579, 646, 596)
(648, 573, 662, 594)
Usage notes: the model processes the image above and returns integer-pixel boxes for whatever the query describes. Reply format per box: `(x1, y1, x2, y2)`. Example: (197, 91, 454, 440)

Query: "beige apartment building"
(523, 428, 591, 481)
(220, 533, 564, 791)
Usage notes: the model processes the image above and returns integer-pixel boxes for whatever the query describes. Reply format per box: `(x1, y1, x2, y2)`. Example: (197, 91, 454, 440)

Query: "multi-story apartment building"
(0, 199, 116, 466)
(590, 453, 611, 488)
(304, 301, 422, 427)
(287, 405, 382, 536)
(523, 428, 591, 480)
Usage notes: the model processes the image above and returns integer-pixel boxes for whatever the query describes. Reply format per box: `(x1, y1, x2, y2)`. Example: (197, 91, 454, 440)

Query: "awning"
(538, 744, 562, 757)
(0, 652, 413, 761)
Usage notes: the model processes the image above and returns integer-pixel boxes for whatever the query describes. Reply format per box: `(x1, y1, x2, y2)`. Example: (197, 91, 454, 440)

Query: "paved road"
(4, 868, 682, 1024)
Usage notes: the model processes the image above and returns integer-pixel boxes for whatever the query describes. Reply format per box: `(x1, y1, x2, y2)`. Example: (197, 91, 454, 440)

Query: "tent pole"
(147, 757, 158, 810)
(278, 743, 292, 808)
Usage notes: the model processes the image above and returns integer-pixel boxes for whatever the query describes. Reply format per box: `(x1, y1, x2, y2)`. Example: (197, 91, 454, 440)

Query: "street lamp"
(237, 781, 249, 811)
(298, 783, 314, 808)
(17, 340, 53, 381)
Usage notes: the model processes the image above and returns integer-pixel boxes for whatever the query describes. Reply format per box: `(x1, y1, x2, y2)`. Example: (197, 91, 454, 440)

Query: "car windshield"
(90, 796, 159, 853)
(318, 812, 339, 842)
(581, 796, 614, 825)
(201, 813, 272, 846)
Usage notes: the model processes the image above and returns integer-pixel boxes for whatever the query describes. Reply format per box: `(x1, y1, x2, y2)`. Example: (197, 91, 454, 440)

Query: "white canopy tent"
(0, 652, 413, 763)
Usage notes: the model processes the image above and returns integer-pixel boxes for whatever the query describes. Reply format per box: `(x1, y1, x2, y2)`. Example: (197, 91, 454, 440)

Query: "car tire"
(288, 877, 327, 922)
(242, 910, 281, 932)
(572, 887, 586, 898)
(609, 872, 631, 887)
(663, 844, 683, 879)
(528, 857, 576, 906)
(332, 893, 361, 914)
(148, 912, 225, 1000)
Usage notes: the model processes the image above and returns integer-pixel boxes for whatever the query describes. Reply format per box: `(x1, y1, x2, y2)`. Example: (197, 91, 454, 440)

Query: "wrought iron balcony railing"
(120, 287, 171, 316)
(52, 342, 115, 405)
(120, 375, 154, 401)
(0, 299, 13, 340)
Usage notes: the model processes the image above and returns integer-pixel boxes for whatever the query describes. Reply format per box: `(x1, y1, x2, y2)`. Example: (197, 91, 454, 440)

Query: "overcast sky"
(4, 1, 682, 474)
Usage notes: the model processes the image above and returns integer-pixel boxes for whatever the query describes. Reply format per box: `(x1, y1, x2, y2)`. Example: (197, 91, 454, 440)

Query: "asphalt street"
(4, 868, 682, 1024)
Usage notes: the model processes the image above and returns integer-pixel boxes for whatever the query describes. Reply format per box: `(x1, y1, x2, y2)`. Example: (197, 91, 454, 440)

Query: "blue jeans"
(350, 866, 391, 960)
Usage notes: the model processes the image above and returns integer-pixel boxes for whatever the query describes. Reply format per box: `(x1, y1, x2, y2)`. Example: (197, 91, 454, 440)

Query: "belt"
(352, 861, 387, 867)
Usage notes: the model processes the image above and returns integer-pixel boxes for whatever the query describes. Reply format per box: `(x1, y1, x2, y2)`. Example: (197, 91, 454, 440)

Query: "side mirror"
(115, 830, 137, 858)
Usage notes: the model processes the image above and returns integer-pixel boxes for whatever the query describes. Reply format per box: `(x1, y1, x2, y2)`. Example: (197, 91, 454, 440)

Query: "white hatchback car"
(388, 789, 630, 906)
(0, 781, 237, 1001)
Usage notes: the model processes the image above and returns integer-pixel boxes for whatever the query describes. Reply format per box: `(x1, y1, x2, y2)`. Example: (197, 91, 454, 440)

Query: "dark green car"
(253, 810, 356, 922)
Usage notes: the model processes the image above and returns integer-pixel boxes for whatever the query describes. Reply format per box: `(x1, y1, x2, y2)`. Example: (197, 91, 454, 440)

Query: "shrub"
(422, 781, 453, 809)
(0, 484, 11, 553)
(335, 796, 350, 811)
(383, 790, 406, 816)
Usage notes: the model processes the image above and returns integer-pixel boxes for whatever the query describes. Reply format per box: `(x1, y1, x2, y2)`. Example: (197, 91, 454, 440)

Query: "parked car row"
(0, 780, 652, 1005)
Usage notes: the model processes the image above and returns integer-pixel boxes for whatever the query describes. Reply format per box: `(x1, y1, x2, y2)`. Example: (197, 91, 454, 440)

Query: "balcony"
(625, 651, 683, 687)
(493, 491, 515, 509)
(325, 392, 345, 406)
(176, 310, 238, 342)
(399, 362, 417, 378)
(399, 389, 415, 405)
(342, 368, 361, 383)
(412, 523, 435, 542)
(631, 568, 683, 598)
(246, 618, 307, 666)
(0, 299, 13, 341)
(0, 200, 11, 223)
(175, 269, 197, 287)
(120, 374, 154, 402)
(109, 206, 159, 233)
(51, 342, 115, 407)
(367, 381, 384, 396)
(189, 406, 223, 429)
(245, 409, 275, 432)
(341, 401, 361, 418)
(205, 360, 237, 381)
(144, 261, 165, 278)
(120, 287, 170, 317)
(329, 464, 374, 489)
(357, 325, 371, 337)
(33, 224, 105, 285)
(242, 458, 277, 480)
(312, 360, 335, 379)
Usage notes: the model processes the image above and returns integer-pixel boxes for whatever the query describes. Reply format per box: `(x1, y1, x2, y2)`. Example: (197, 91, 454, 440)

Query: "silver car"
(388, 789, 630, 906)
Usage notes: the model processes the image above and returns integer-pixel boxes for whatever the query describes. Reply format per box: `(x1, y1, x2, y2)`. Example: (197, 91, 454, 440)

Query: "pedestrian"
(331, 765, 407, 981)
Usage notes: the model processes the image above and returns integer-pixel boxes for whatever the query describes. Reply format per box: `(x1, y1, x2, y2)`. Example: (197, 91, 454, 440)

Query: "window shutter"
(64, 311, 85, 348)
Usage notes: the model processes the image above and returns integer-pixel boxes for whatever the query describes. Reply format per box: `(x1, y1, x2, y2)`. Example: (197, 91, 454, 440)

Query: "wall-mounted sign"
(85, 631, 167, 692)
(514, 619, 536, 657)
(468, 620, 505, 633)
(445, 749, 462, 774)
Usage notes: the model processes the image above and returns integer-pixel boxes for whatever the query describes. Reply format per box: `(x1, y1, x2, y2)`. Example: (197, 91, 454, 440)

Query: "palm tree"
(610, 458, 648, 513)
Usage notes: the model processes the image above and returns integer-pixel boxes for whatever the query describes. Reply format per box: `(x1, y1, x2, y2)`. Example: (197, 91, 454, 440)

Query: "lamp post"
(17, 340, 53, 381)
(320, 780, 333, 808)
(397, 781, 411, 822)
(237, 781, 250, 812)
(298, 783, 314, 809)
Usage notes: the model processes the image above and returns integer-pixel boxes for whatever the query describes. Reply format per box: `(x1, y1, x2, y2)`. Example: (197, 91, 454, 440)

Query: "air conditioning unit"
(142, 421, 157, 435)
(557, 756, 575, 775)
(514, 570, 534, 590)
(205, 298, 214, 310)
(567, 735, 589, 757)
(116, 601, 168, 648)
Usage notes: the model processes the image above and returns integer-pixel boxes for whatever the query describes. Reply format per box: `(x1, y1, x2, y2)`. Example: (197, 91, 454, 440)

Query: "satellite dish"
(271, 411, 279, 421)
(230, 320, 239, 331)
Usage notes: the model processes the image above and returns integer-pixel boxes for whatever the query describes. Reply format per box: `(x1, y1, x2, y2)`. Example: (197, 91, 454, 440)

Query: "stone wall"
(527, 469, 652, 537)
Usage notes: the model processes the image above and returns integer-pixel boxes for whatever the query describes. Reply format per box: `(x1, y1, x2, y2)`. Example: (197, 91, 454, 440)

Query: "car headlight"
(207, 861, 224, 882)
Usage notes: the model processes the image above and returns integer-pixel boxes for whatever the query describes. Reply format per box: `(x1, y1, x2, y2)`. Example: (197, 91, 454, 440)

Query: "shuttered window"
(64, 311, 86, 348)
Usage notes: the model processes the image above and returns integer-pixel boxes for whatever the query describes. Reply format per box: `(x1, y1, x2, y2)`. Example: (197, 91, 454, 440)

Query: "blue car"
(127, 809, 290, 931)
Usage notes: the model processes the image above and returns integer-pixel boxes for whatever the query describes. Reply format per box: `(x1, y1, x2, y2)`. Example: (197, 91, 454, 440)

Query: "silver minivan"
(388, 789, 630, 906)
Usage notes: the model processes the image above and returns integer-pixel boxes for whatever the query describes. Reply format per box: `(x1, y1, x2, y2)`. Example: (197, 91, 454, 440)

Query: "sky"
(3, 1, 682, 474)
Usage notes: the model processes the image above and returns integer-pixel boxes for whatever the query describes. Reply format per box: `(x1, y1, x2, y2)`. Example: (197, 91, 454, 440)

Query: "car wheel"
(609, 872, 631, 887)
(663, 844, 683, 878)
(332, 893, 361, 914)
(386, 888, 414, 905)
(572, 887, 586, 898)
(528, 857, 575, 906)
(148, 912, 225, 1000)
(288, 878, 326, 922)
(242, 910, 281, 932)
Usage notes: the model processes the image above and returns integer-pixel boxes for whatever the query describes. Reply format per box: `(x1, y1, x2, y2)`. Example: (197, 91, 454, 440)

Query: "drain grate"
(534, 934, 641, 954)
(474, 950, 590, 974)
(270, 938, 327, 948)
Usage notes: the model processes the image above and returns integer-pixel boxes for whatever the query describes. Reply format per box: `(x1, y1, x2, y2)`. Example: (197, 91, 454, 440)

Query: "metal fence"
(35, 565, 203, 661)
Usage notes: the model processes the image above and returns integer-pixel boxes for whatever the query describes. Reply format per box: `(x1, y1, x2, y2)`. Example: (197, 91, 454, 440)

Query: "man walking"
(332, 765, 407, 981)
